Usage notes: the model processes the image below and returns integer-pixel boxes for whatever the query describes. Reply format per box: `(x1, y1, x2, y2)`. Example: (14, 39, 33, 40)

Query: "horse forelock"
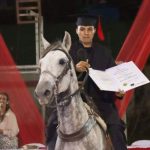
(41, 40, 63, 58)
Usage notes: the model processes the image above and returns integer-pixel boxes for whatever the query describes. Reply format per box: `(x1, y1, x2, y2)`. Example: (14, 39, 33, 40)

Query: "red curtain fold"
(0, 34, 45, 146)
(115, 0, 150, 117)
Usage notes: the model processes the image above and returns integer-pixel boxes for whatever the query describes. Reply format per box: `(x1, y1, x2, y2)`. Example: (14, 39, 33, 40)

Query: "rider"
(69, 15, 127, 150)
(46, 15, 127, 150)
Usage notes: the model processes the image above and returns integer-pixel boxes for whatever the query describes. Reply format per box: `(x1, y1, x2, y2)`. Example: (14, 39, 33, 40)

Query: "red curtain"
(115, 0, 150, 118)
(0, 34, 45, 146)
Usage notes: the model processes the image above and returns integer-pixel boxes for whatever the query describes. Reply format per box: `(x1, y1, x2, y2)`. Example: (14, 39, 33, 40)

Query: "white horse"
(35, 31, 112, 150)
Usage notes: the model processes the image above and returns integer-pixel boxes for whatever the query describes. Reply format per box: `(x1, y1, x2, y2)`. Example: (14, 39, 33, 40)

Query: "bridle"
(41, 48, 88, 108)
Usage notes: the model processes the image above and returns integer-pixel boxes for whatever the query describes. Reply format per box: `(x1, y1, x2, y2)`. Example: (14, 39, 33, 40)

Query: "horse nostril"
(44, 90, 50, 97)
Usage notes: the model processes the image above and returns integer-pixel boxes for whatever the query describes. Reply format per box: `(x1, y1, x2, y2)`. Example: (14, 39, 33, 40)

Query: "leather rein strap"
(57, 115, 96, 142)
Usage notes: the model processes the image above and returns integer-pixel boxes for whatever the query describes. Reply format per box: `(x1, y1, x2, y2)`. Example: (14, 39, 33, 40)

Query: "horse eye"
(59, 58, 66, 65)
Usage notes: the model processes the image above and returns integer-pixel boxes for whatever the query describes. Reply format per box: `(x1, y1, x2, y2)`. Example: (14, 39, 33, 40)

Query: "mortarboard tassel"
(97, 17, 105, 41)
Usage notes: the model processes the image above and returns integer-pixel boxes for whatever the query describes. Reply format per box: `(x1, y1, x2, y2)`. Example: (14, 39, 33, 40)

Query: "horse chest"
(55, 124, 106, 150)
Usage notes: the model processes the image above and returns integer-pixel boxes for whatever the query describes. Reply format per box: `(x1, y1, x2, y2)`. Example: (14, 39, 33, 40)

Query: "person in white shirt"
(0, 92, 19, 149)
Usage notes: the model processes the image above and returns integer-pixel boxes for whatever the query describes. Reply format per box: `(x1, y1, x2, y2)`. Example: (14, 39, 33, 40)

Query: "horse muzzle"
(35, 80, 55, 105)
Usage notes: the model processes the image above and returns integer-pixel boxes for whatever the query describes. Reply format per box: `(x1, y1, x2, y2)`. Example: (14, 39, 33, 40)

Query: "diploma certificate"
(89, 61, 150, 92)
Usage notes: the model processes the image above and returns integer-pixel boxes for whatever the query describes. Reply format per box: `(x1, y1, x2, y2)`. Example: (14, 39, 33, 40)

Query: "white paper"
(89, 61, 150, 92)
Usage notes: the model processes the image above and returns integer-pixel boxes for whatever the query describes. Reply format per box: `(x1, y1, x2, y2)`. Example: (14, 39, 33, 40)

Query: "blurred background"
(0, 0, 143, 65)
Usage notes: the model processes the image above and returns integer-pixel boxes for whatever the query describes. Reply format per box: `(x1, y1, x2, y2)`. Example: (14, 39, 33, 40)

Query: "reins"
(57, 115, 96, 142)
(57, 69, 89, 107)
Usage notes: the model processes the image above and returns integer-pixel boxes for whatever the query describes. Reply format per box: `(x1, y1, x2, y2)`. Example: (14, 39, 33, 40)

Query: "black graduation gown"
(69, 41, 121, 125)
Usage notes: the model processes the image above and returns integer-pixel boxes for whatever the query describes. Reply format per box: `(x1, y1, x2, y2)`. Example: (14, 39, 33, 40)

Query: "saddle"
(84, 102, 114, 150)
(84, 102, 107, 132)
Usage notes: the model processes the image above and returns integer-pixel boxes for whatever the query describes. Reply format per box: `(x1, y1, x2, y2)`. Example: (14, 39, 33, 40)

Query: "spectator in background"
(0, 92, 19, 149)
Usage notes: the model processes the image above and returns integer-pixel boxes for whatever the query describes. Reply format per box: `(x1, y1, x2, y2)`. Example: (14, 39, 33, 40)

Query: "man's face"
(76, 26, 96, 46)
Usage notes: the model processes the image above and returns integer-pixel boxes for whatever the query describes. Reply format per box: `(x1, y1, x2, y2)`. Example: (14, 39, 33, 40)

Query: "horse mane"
(41, 40, 63, 58)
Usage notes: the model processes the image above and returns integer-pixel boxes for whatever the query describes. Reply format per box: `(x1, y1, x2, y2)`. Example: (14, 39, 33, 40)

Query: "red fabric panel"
(115, 0, 150, 117)
(0, 34, 45, 146)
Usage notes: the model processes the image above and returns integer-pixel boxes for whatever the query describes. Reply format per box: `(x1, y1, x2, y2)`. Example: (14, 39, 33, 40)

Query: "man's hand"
(116, 90, 125, 99)
(115, 61, 124, 65)
(76, 60, 90, 72)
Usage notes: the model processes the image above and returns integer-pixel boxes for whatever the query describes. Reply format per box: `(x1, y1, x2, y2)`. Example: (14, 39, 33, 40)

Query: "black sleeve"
(69, 45, 78, 64)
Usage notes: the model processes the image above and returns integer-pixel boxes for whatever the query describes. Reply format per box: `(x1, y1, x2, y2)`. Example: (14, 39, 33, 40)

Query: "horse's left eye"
(59, 58, 66, 65)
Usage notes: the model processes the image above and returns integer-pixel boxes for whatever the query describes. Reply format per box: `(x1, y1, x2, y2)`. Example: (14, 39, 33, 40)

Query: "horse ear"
(62, 31, 71, 52)
(41, 34, 50, 50)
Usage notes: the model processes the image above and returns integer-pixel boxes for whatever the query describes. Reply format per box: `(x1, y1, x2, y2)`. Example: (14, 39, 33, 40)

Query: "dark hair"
(0, 92, 10, 111)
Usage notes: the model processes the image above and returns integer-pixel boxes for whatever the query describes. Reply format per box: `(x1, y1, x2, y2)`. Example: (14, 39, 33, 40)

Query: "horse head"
(35, 31, 77, 105)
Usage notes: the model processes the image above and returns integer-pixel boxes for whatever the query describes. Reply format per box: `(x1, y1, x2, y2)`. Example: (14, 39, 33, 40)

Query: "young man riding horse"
(69, 15, 127, 150)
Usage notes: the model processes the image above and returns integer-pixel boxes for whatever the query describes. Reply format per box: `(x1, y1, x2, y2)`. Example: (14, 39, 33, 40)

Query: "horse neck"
(57, 67, 89, 134)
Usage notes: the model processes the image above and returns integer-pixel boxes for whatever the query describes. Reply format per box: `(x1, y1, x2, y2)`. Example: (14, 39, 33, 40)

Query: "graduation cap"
(76, 14, 105, 41)
(76, 15, 97, 27)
